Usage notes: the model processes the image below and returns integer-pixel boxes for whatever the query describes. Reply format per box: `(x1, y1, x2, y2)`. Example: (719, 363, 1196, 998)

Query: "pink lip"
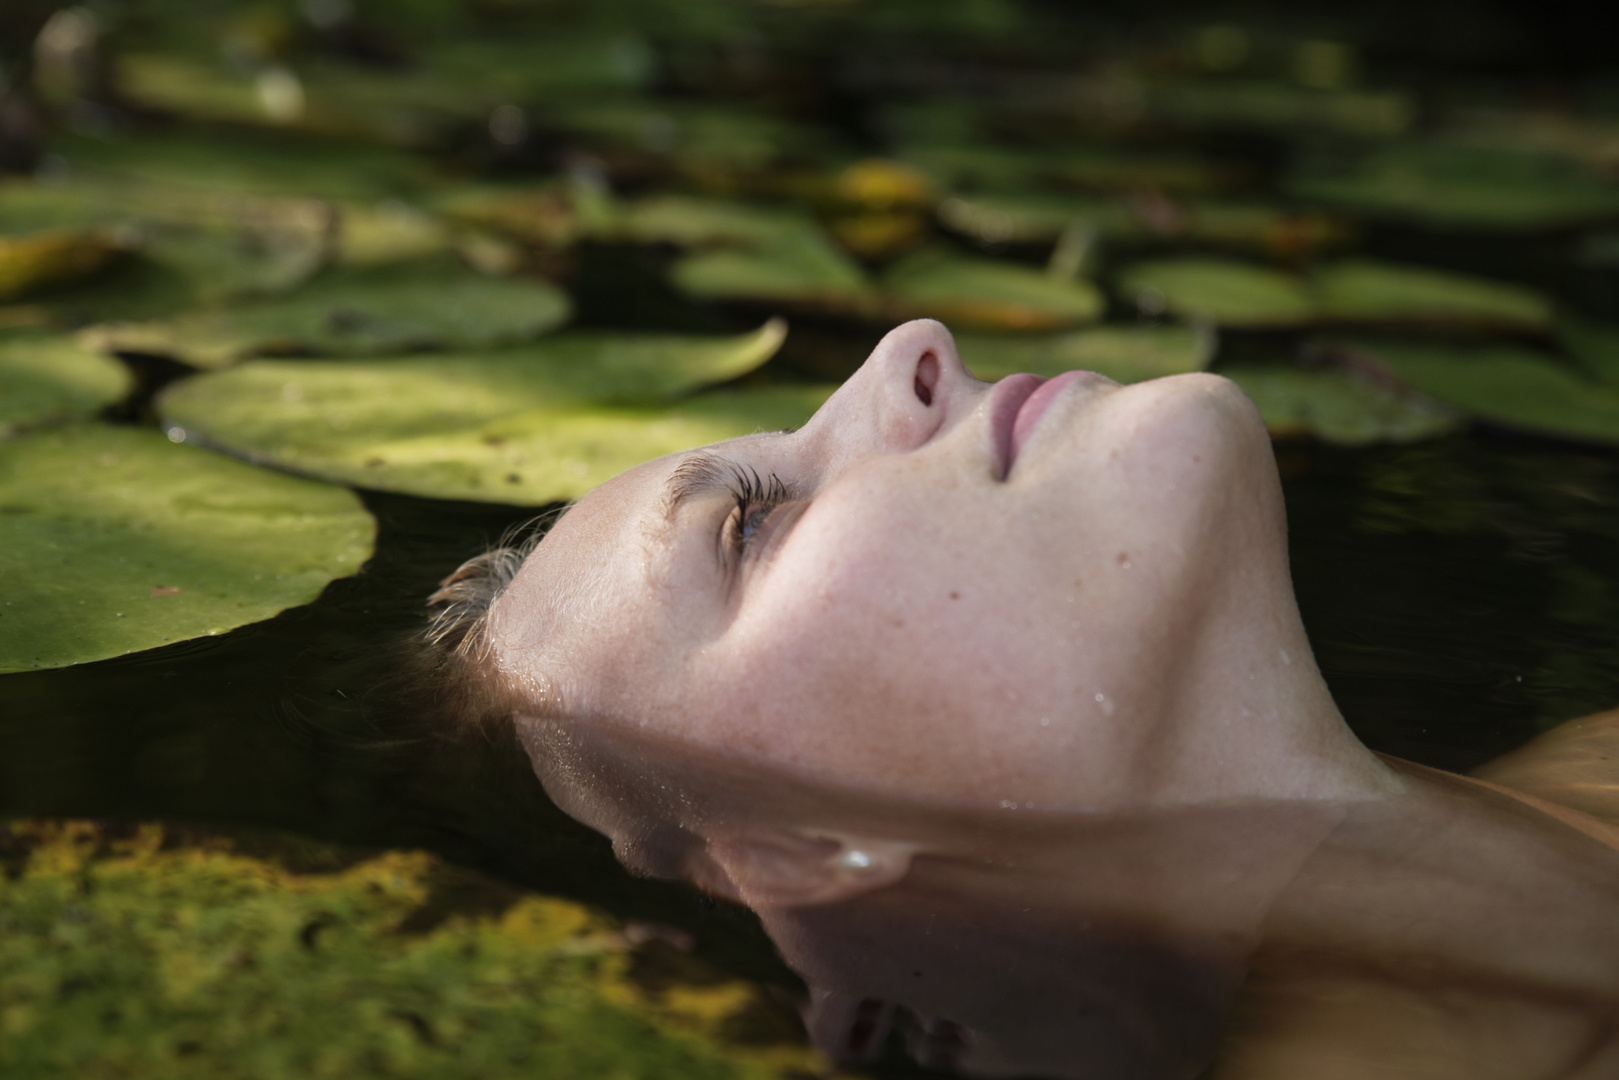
(990, 370, 1094, 477)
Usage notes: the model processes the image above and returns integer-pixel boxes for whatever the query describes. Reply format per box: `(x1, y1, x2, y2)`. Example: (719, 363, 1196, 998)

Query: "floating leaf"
(0, 424, 374, 672)
(882, 248, 1105, 329)
(1222, 365, 1461, 446)
(0, 333, 132, 435)
(1352, 339, 1619, 445)
(51, 129, 431, 205)
(1313, 259, 1552, 330)
(956, 325, 1214, 383)
(1116, 257, 1314, 327)
(80, 265, 572, 369)
(157, 323, 802, 504)
(937, 192, 1132, 245)
(335, 201, 452, 268)
(671, 229, 869, 306)
(899, 141, 1236, 194)
(1290, 144, 1619, 229)
(1559, 318, 1619, 388)
(0, 229, 125, 301)
(1147, 80, 1414, 137)
(587, 194, 813, 249)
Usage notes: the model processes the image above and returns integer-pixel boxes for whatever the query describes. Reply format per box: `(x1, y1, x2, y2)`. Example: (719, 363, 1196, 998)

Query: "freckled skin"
(491, 320, 1394, 811)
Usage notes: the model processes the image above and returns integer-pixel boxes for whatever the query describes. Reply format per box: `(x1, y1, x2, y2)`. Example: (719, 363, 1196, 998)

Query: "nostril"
(914, 351, 939, 407)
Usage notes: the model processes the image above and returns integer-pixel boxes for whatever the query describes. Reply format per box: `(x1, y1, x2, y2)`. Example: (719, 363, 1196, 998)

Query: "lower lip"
(1009, 370, 1092, 469)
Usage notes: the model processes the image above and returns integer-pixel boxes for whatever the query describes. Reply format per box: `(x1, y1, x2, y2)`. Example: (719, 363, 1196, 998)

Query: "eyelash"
(725, 467, 790, 563)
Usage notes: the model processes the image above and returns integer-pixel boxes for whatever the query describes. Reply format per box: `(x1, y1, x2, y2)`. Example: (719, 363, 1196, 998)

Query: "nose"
(805, 320, 983, 459)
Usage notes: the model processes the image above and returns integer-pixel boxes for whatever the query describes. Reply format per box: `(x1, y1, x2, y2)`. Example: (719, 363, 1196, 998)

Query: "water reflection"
(524, 713, 1619, 1079)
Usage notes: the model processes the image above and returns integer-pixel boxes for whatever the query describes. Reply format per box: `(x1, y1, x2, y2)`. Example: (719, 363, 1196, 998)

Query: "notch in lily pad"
(0, 424, 375, 672)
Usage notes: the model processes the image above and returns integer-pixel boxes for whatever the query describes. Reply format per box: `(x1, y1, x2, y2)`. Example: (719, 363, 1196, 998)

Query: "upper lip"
(987, 373, 1046, 479)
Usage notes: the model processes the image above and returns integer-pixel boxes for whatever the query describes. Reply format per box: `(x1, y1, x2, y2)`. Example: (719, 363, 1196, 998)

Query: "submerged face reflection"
(490, 319, 1309, 811)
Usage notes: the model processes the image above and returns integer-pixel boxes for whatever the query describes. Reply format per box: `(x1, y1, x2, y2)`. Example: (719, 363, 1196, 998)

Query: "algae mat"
(0, 819, 815, 1080)
(0, 425, 374, 672)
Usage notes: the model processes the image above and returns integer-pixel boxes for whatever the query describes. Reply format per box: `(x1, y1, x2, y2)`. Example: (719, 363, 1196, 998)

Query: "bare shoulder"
(1471, 708, 1619, 829)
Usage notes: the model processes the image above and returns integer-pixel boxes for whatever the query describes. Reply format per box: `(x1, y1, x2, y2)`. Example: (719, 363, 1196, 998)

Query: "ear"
(703, 830, 916, 909)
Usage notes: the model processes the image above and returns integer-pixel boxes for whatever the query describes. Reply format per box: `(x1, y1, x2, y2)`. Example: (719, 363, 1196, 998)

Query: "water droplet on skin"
(1279, 648, 1291, 665)
(838, 849, 872, 871)
(1039, 717, 1050, 727)
(1094, 693, 1115, 717)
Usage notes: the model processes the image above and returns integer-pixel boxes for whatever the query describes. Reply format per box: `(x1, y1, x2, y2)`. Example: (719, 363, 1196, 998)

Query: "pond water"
(5, 1, 1619, 1075)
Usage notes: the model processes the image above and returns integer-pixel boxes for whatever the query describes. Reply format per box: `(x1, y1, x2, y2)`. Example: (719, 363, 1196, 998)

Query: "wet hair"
(419, 511, 566, 737)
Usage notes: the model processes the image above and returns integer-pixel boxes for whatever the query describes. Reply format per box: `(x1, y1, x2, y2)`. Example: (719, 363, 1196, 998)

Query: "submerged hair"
(419, 510, 566, 736)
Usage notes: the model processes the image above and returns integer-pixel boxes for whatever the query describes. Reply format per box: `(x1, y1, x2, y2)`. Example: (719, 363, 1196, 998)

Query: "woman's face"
(492, 319, 1290, 810)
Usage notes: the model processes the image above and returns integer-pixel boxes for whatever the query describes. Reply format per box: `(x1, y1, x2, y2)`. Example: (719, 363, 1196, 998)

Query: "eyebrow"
(658, 448, 738, 532)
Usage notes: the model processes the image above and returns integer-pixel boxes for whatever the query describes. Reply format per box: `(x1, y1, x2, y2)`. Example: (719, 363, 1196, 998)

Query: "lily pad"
(881, 248, 1105, 330)
(0, 424, 374, 672)
(1222, 365, 1461, 446)
(51, 129, 431, 205)
(1147, 80, 1414, 137)
(1559, 318, 1619, 387)
(1351, 339, 1619, 445)
(0, 229, 125, 301)
(671, 229, 869, 307)
(80, 265, 572, 369)
(156, 323, 808, 504)
(0, 333, 133, 435)
(956, 325, 1214, 383)
(1116, 257, 1314, 327)
(1289, 144, 1619, 230)
(1313, 259, 1552, 330)
(588, 195, 815, 249)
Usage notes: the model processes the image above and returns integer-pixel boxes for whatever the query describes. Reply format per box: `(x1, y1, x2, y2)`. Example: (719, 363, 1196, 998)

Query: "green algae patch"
(881, 248, 1104, 330)
(80, 264, 572, 370)
(0, 334, 132, 436)
(1313, 259, 1552, 331)
(956, 325, 1213, 384)
(1350, 340, 1619, 445)
(0, 820, 818, 1080)
(1222, 365, 1462, 446)
(157, 323, 816, 504)
(1116, 257, 1314, 327)
(0, 425, 374, 672)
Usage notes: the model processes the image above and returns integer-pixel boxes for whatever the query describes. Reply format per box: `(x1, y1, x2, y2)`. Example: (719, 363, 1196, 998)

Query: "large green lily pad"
(1351, 339, 1619, 445)
(1313, 259, 1552, 330)
(1222, 365, 1461, 446)
(1116, 258, 1314, 327)
(0, 820, 811, 1080)
(80, 265, 572, 369)
(956, 325, 1213, 383)
(1289, 144, 1619, 230)
(881, 248, 1104, 330)
(156, 323, 814, 504)
(0, 424, 374, 672)
(0, 334, 132, 435)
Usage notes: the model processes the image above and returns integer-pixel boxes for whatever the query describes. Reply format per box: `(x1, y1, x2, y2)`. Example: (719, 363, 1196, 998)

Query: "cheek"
(704, 490, 1045, 764)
